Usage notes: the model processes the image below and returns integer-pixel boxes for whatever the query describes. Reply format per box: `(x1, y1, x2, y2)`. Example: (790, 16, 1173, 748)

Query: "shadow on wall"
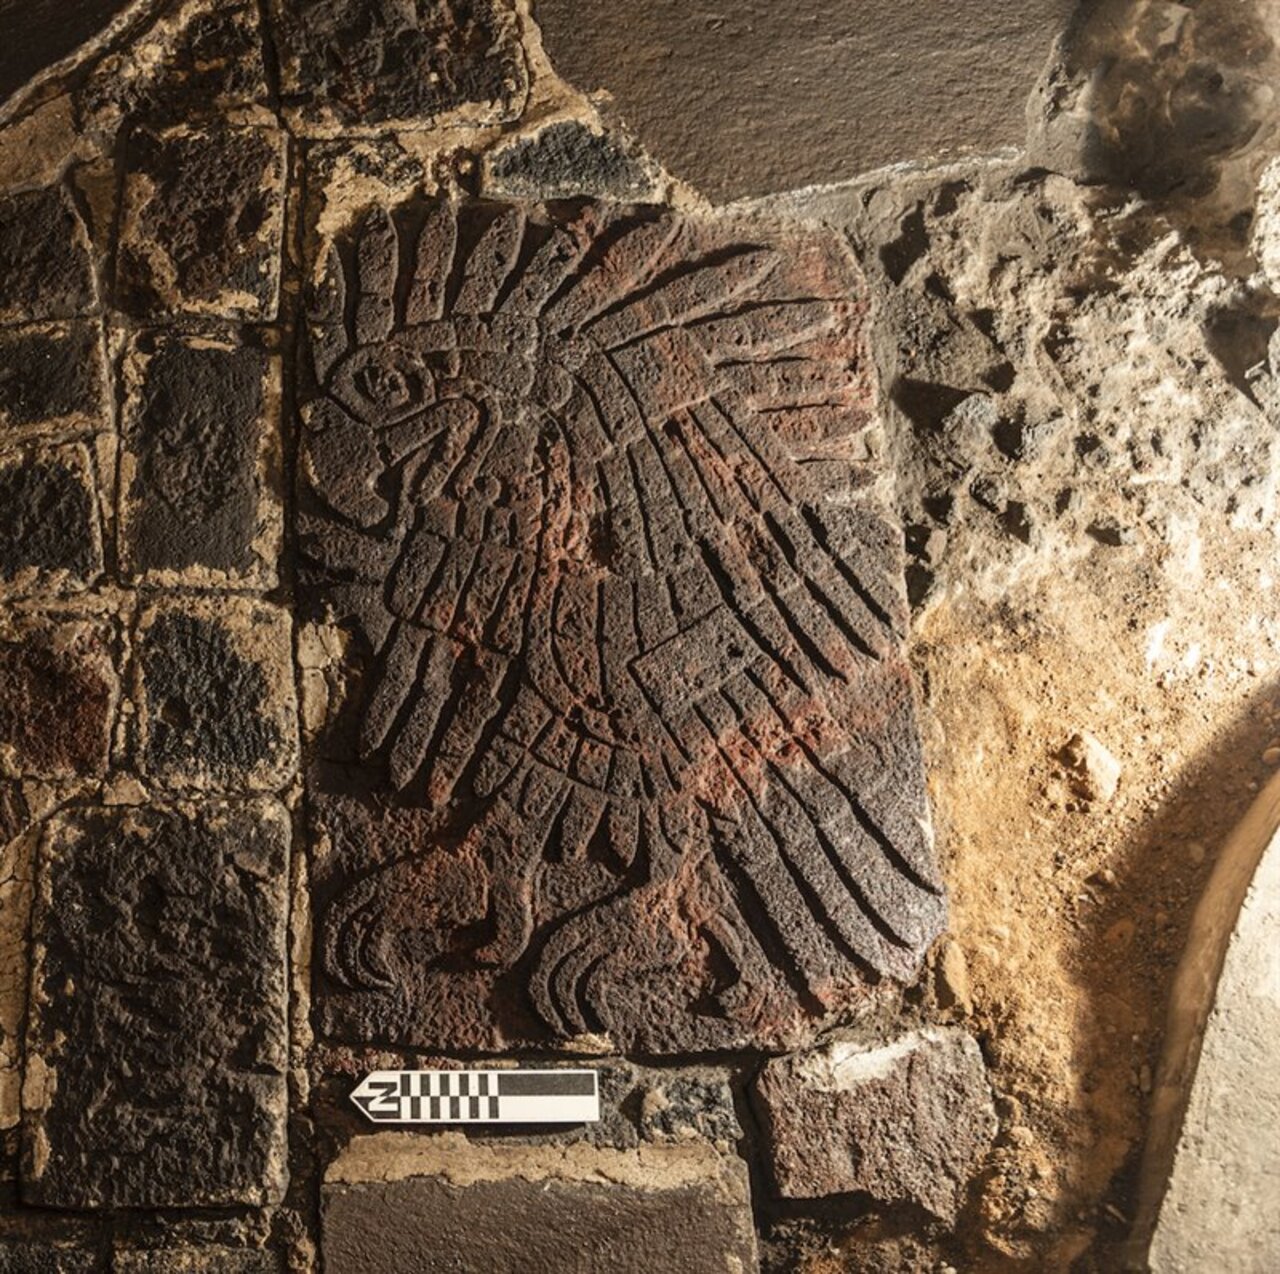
(1033, 0, 1280, 252)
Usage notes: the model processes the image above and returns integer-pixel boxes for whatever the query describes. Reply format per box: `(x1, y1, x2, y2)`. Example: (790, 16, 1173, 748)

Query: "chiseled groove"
(667, 414, 729, 524)
(697, 540, 811, 696)
(721, 682, 913, 951)
(801, 504, 902, 636)
(584, 244, 779, 347)
(757, 570, 848, 685)
(744, 664, 940, 897)
(546, 572, 580, 703)
(625, 588, 694, 767)
(763, 510, 882, 663)
(686, 403, 765, 516)
(544, 214, 683, 336)
(573, 370, 619, 445)
(710, 396, 794, 504)
(691, 701, 879, 983)
(623, 443, 662, 576)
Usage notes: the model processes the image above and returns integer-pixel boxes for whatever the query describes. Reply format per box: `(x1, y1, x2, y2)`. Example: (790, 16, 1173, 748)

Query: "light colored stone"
(115, 1249, 277, 1273)
(0, 828, 36, 1131)
(1137, 770, 1280, 1271)
(1062, 732, 1122, 803)
(752, 1027, 996, 1223)
(937, 938, 973, 1014)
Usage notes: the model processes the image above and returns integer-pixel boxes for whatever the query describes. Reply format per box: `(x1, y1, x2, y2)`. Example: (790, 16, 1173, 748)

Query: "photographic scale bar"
(351, 1069, 600, 1125)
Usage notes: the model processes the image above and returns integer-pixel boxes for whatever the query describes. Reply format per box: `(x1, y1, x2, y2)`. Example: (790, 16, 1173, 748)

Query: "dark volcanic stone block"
(135, 598, 298, 791)
(0, 619, 115, 779)
(115, 125, 286, 321)
(483, 121, 659, 201)
(0, 186, 97, 324)
(0, 1242, 101, 1273)
(0, 323, 107, 437)
(119, 332, 281, 585)
(269, 0, 527, 130)
(301, 197, 943, 1054)
(752, 1028, 997, 1222)
(22, 801, 290, 1209)
(0, 443, 102, 593)
(80, 0, 268, 128)
(321, 1138, 758, 1274)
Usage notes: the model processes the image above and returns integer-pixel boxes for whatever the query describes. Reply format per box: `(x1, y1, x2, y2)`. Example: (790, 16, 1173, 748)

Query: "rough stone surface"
(269, 0, 528, 131)
(0, 443, 102, 593)
(0, 824, 34, 1129)
(115, 125, 286, 321)
(302, 197, 941, 1054)
(22, 801, 290, 1209)
(114, 1249, 279, 1273)
(0, 1242, 100, 1273)
(752, 1027, 997, 1222)
(483, 120, 660, 201)
(0, 618, 115, 779)
(1143, 775, 1280, 1271)
(0, 323, 107, 438)
(321, 1135, 758, 1274)
(532, 0, 1077, 200)
(1061, 731, 1122, 804)
(0, 185, 96, 323)
(134, 598, 298, 791)
(78, 0, 269, 131)
(118, 331, 281, 586)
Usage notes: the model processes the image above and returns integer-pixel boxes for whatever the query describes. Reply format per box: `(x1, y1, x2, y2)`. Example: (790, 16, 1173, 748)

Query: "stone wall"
(0, 0, 1277, 1270)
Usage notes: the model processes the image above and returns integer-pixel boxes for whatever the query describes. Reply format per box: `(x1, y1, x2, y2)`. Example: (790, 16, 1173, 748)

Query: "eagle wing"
(300, 198, 944, 1043)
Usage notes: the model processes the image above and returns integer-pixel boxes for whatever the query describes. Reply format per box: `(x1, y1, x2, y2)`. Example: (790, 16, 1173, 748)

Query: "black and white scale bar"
(350, 1070, 600, 1124)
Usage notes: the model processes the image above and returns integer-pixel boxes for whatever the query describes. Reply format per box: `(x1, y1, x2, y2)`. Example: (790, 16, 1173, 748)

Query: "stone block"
(752, 1027, 997, 1222)
(115, 125, 286, 321)
(532, 0, 1077, 201)
(119, 331, 281, 586)
(482, 121, 660, 201)
(79, 0, 269, 129)
(0, 618, 116, 780)
(321, 1134, 758, 1274)
(22, 800, 290, 1209)
(0, 443, 102, 594)
(301, 196, 942, 1055)
(0, 1242, 101, 1273)
(0, 323, 108, 439)
(269, 0, 527, 131)
(134, 598, 298, 792)
(0, 186, 97, 324)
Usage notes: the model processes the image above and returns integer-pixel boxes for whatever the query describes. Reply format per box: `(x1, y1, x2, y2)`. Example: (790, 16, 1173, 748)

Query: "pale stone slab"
(1139, 771, 1280, 1271)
